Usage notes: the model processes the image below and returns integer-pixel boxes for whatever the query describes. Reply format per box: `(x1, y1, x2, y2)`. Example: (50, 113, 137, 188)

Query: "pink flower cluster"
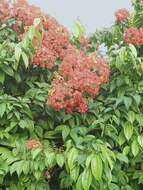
(27, 139, 43, 151)
(0, 0, 110, 113)
(13, 1, 70, 69)
(115, 8, 129, 23)
(48, 76, 88, 113)
(32, 28, 70, 69)
(48, 46, 110, 113)
(80, 36, 90, 51)
(0, 0, 70, 69)
(124, 28, 143, 45)
(12, 0, 42, 27)
(0, 0, 10, 23)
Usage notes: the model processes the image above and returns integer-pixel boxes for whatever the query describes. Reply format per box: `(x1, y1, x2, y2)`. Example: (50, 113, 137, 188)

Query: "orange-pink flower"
(48, 46, 110, 113)
(115, 8, 129, 23)
(27, 139, 43, 151)
(124, 28, 143, 45)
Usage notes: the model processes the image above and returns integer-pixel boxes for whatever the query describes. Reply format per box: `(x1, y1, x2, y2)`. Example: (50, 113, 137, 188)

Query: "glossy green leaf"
(133, 94, 141, 106)
(131, 140, 139, 156)
(91, 155, 103, 181)
(2, 65, 14, 77)
(123, 97, 132, 110)
(45, 152, 56, 167)
(70, 165, 80, 182)
(129, 44, 137, 58)
(32, 148, 42, 159)
(116, 153, 128, 163)
(56, 153, 64, 168)
(0, 70, 5, 84)
(22, 52, 29, 68)
(127, 111, 135, 124)
(0, 103, 6, 117)
(67, 148, 78, 170)
(82, 169, 92, 190)
(76, 175, 83, 190)
(124, 123, 133, 141)
(138, 135, 143, 148)
(15, 45, 22, 62)
(62, 126, 70, 141)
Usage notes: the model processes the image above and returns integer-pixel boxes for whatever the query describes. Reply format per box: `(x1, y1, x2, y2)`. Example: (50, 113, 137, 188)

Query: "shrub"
(0, 0, 142, 190)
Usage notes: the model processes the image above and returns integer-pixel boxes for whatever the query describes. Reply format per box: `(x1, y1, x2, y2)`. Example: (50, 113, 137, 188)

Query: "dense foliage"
(0, 0, 142, 190)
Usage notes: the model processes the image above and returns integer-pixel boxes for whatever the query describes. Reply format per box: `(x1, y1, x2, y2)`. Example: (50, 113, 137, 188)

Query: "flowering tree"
(0, 0, 142, 190)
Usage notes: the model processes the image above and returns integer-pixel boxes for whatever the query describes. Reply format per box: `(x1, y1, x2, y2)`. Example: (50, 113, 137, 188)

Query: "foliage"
(0, 0, 142, 190)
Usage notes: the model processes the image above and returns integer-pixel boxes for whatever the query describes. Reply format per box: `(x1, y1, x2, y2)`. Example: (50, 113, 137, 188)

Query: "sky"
(29, 0, 132, 34)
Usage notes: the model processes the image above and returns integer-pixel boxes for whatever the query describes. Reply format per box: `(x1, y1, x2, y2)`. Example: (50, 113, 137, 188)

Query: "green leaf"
(0, 147, 18, 164)
(118, 131, 126, 146)
(82, 169, 92, 190)
(62, 126, 70, 141)
(112, 115, 120, 125)
(22, 52, 29, 68)
(123, 97, 132, 110)
(22, 161, 30, 175)
(28, 26, 36, 40)
(101, 148, 114, 170)
(19, 119, 34, 131)
(34, 170, 41, 180)
(0, 103, 6, 117)
(15, 45, 22, 62)
(9, 183, 17, 190)
(91, 155, 103, 181)
(76, 175, 82, 190)
(133, 94, 141, 106)
(124, 123, 133, 141)
(2, 65, 14, 77)
(0, 70, 5, 84)
(115, 97, 123, 108)
(32, 148, 42, 159)
(116, 153, 128, 163)
(45, 152, 55, 167)
(123, 146, 130, 155)
(73, 19, 86, 38)
(10, 160, 24, 176)
(108, 183, 120, 190)
(136, 114, 143, 126)
(138, 135, 143, 148)
(56, 153, 64, 168)
(14, 72, 21, 82)
(86, 154, 93, 168)
(127, 111, 135, 124)
(0, 175, 4, 184)
(131, 140, 139, 157)
(70, 165, 80, 182)
(19, 120, 27, 129)
(67, 148, 78, 170)
(34, 18, 41, 26)
(129, 44, 137, 58)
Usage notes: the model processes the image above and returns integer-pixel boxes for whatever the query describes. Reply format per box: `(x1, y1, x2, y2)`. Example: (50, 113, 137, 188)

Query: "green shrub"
(0, 0, 142, 190)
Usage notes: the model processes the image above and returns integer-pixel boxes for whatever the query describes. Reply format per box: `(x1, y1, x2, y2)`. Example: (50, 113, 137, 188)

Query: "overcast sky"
(29, 0, 131, 34)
